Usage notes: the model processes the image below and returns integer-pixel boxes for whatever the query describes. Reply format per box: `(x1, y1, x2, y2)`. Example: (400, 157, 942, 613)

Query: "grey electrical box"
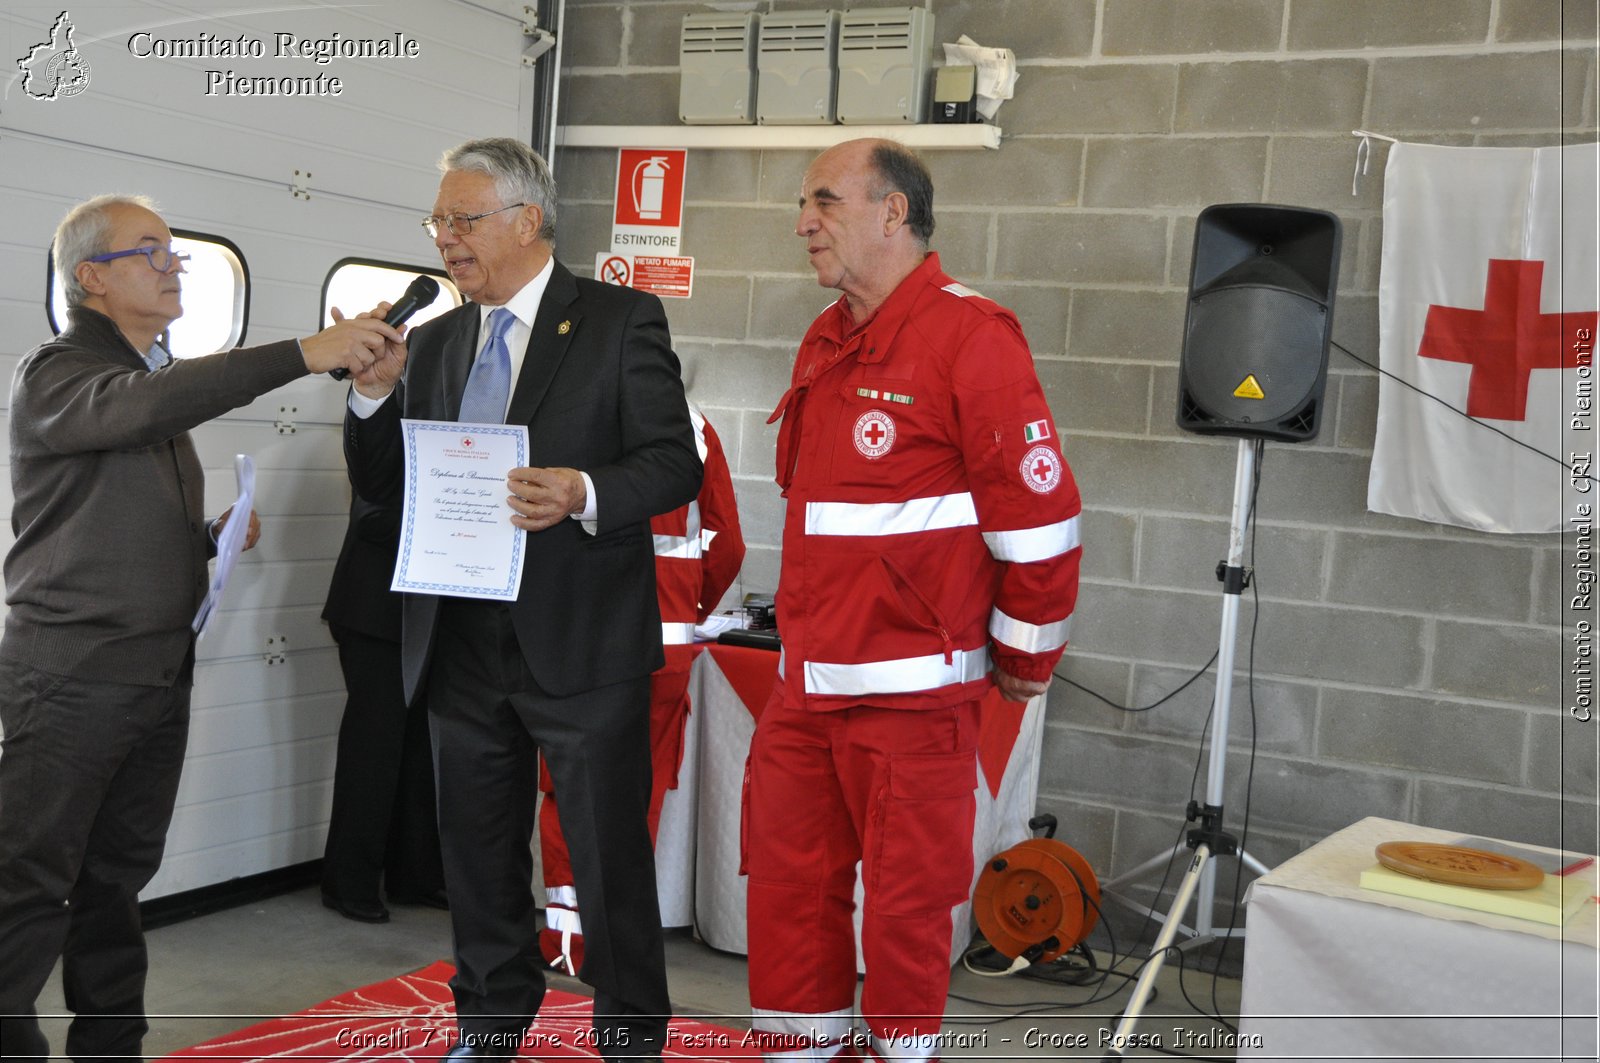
(837, 7, 934, 124)
(680, 13, 759, 124)
(757, 10, 839, 125)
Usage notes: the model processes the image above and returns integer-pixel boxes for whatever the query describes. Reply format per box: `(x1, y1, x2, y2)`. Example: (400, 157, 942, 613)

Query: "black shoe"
(389, 886, 449, 910)
(443, 1041, 512, 1061)
(321, 892, 390, 923)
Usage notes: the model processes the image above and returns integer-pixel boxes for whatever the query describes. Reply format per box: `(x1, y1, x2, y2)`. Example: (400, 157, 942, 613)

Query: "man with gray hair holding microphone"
(0, 192, 398, 1061)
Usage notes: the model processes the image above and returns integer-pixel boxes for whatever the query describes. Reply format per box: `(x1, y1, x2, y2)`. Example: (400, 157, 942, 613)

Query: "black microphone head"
(331, 274, 444, 379)
(405, 274, 441, 305)
(382, 275, 443, 327)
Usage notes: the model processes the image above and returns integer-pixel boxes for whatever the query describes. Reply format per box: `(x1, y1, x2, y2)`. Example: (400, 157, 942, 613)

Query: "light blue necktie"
(458, 307, 515, 424)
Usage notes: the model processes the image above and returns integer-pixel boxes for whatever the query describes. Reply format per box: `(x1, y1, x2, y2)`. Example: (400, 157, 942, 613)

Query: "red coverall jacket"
(768, 252, 1081, 709)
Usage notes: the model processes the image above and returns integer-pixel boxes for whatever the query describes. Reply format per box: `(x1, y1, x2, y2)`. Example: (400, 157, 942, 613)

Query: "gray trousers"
(0, 657, 191, 1063)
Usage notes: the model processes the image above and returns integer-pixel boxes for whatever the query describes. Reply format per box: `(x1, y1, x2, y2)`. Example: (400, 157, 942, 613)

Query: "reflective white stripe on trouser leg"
(751, 1008, 856, 1063)
(869, 1030, 943, 1063)
(544, 887, 582, 976)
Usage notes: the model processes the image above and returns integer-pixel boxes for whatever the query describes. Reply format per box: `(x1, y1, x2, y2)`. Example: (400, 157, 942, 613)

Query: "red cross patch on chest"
(853, 409, 896, 459)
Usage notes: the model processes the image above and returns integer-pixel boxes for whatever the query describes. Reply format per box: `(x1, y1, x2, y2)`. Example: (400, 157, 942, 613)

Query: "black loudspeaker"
(1176, 203, 1342, 442)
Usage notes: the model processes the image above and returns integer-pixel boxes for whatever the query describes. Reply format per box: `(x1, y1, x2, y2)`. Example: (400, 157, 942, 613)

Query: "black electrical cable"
(1332, 338, 1590, 477)
(1054, 649, 1220, 714)
(948, 945, 1235, 1061)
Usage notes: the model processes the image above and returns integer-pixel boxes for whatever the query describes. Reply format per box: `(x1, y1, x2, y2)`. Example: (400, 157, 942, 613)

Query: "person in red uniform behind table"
(745, 138, 1082, 1062)
(537, 400, 745, 974)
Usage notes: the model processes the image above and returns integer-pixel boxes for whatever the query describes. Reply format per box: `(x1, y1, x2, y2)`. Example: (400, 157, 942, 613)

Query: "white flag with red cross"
(1368, 141, 1598, 533)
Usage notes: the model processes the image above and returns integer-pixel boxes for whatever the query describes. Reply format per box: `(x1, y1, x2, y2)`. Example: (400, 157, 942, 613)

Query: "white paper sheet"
(393, 418, 529, 601)
(192, 453, 254, 637)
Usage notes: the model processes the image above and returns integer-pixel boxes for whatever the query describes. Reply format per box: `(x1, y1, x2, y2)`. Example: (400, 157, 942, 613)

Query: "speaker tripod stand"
(1099, 438, 1271, 1059)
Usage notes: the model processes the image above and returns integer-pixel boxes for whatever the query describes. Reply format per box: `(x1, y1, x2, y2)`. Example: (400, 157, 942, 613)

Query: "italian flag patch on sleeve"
(1023, 419, 1051, 443)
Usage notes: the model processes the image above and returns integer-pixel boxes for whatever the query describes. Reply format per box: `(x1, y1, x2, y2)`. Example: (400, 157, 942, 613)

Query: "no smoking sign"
(595, 252, 694, 299)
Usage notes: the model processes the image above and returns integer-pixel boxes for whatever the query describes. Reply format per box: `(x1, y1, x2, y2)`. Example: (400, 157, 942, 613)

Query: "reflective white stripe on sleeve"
(653, 533, 702, 559)
(803, 647, 991, 697)
(805, 493, 978, 537)
(662, 622, 696, 645)
(989, 607, 1071, 654)
(545, 885, 577, 907)
(982, 515, 1081, 563)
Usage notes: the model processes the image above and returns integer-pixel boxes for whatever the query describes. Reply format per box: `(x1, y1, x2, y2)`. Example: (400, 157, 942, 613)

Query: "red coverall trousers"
(745, 680, 981, 1062)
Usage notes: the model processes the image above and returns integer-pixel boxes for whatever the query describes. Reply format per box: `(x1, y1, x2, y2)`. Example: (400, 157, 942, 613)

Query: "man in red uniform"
(745, 138, 1082, 1061)
(538, 401, 745, 974)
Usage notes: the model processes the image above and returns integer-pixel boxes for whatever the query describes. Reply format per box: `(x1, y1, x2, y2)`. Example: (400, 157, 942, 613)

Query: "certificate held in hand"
(393, 418, 530, 600)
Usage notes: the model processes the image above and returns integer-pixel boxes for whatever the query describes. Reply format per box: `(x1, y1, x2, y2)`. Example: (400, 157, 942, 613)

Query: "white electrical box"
(679, 13, 760, 124)
(836, 7, 935, 124)
(757, 10, 840, 125)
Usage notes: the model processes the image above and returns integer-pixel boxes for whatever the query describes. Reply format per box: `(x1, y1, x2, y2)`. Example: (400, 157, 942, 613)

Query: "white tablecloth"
(1238, 816, 1599, 1062)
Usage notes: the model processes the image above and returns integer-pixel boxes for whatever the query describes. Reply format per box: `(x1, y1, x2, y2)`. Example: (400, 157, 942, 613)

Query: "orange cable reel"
(973, 836, 1101, 963)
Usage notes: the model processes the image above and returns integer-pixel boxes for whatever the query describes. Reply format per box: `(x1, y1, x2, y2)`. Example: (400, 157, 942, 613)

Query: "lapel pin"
(558, 320, 571, 335)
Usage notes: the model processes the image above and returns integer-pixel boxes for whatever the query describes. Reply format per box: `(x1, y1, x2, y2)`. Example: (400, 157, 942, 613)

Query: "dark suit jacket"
(344, 259, 702, 704)
(322, 494, 403, 644)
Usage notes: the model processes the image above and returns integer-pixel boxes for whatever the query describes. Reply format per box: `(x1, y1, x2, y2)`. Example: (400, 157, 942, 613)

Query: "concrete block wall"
(552, 0, 1599, 940)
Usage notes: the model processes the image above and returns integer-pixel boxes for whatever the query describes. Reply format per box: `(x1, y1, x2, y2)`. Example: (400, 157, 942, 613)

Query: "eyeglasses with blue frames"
(421, 203, 527, 239)
(85, 245, 190, 273)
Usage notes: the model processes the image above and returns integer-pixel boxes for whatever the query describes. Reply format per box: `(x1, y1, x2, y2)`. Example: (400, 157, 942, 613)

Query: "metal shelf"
(556, 124, 1001, 150)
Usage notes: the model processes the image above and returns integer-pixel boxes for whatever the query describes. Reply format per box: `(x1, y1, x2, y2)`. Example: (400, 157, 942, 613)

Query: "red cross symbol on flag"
(1416, 258, 1598, 421)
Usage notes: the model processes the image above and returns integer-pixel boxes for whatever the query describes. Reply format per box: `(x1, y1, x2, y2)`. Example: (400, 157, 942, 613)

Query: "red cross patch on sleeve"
(1020, 445, 1062, 493)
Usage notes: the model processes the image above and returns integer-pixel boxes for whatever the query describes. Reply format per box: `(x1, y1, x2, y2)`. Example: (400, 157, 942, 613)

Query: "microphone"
(328, 274, 441, 380)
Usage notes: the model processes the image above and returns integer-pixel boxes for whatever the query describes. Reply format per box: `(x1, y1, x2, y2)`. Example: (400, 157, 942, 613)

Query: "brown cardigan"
(2, 307, 307, 686)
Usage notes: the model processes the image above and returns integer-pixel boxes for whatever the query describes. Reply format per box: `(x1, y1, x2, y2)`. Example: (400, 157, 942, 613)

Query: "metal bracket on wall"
(522, 6, 555, 66)
(264, 636, 288, 666)
(291, 169, 312, 200)
(521, 0, 564, 164)
(275, 406, 298, 434)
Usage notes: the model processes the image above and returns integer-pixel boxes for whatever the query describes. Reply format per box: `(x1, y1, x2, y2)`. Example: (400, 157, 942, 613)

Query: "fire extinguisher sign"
(611, 148, 687, 254)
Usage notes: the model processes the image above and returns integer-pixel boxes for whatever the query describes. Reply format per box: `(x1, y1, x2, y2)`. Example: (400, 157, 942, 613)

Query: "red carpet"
(161, 960, 758, 1061)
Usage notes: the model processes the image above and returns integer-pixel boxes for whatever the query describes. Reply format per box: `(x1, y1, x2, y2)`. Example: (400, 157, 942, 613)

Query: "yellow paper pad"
(1359, 863, 1591, 926)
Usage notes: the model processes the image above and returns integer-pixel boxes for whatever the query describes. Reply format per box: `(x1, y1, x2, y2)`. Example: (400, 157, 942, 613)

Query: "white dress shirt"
(348, 257, 597, 525)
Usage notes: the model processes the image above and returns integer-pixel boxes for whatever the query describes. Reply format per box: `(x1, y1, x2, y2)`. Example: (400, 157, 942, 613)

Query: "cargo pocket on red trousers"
(868, 750, 978, 914)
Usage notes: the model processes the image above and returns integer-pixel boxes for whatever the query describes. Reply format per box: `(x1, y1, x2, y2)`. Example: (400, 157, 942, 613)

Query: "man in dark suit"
(342, 137, 701, 1063)
(319, 493, 445, 923)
